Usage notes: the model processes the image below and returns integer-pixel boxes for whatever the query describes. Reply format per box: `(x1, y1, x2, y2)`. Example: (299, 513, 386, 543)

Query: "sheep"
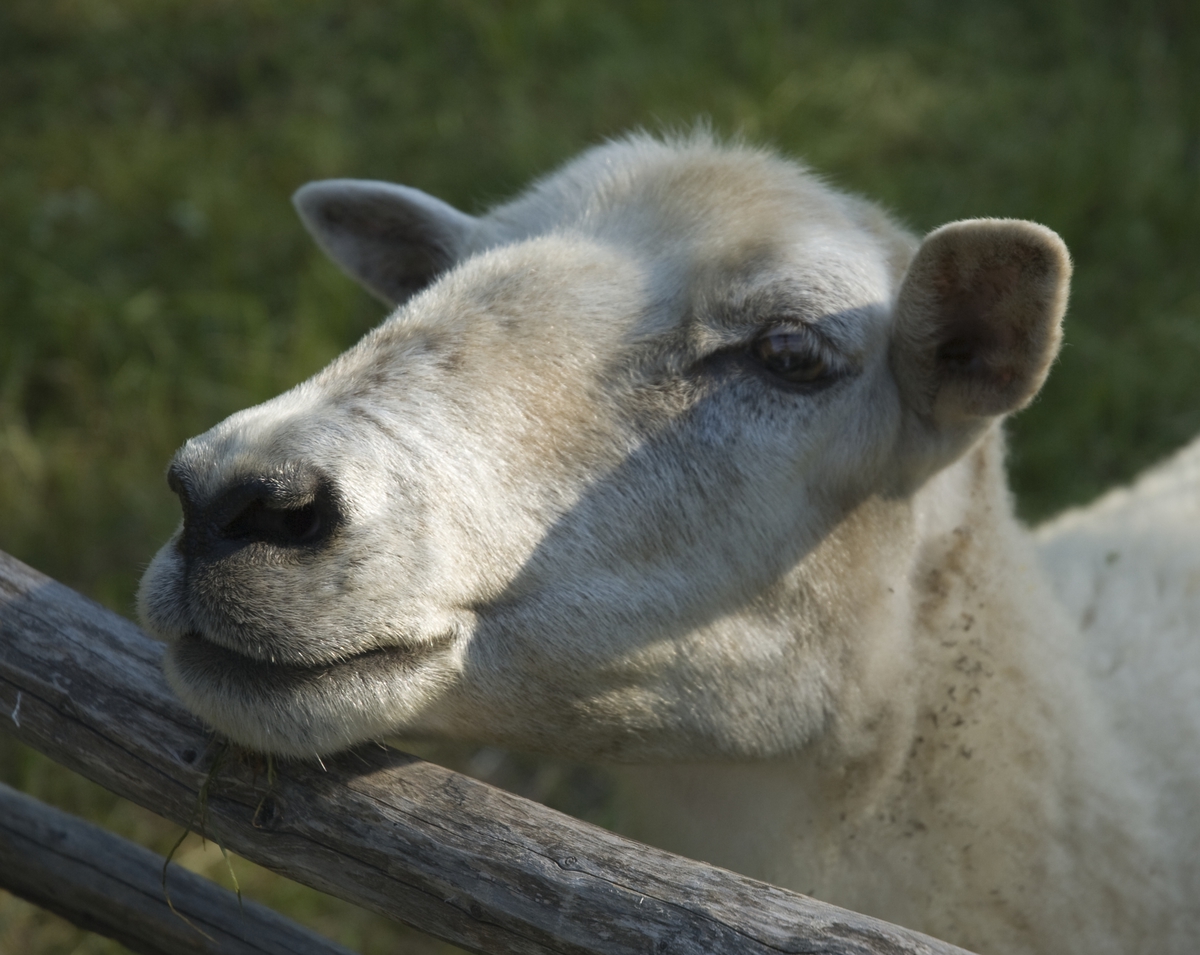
(138, 134, 1198, 954)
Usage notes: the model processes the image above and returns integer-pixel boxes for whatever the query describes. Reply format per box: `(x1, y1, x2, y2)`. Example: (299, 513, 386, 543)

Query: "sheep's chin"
(162, 632, 439, 757)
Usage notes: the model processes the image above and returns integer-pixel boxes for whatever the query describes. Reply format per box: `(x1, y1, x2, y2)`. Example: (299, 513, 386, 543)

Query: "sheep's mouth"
(175, 628, 390, 669)
(161, 629, 451, 757)
(167, 630, 434, 699)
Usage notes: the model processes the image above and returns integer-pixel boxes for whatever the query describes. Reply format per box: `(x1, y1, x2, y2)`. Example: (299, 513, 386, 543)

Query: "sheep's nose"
(168, 462, 341, 560)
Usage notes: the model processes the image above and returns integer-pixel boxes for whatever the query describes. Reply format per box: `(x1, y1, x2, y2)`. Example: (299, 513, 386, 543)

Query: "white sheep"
(138, 134, 1199, 954)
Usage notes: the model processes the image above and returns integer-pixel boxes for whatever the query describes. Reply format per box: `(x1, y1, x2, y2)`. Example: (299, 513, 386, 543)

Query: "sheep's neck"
(615, 432, 1167, 954)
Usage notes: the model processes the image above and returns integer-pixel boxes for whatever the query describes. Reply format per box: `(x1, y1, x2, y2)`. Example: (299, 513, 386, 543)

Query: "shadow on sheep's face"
(138, 135, 1068, 761)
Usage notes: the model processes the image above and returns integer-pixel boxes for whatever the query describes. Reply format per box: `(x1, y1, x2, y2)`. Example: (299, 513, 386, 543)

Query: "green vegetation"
(2, 1, 1198, 951)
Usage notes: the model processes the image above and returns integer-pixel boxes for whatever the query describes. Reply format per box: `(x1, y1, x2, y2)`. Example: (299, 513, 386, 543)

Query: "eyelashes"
(749, 330, 832, 386)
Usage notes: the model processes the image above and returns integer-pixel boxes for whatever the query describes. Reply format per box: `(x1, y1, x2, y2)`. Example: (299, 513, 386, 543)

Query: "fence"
(0, 548, 973, 955)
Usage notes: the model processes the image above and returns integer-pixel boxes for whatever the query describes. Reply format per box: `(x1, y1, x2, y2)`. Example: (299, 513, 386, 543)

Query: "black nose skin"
(168, 461, 341, 560)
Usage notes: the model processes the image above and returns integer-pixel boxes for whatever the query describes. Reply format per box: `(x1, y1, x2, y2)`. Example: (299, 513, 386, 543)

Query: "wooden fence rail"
(0, 548, 974, 955)
(0, 781, 356, 955)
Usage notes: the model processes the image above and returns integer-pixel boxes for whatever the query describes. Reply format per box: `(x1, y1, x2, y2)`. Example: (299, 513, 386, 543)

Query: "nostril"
(170, 463, 340, 558)
(223, 499, 324, 546)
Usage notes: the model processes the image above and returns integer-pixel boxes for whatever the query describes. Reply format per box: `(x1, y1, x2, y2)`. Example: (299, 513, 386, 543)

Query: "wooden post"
(0, 781, 356, 955)
(0, 549, 976, 955)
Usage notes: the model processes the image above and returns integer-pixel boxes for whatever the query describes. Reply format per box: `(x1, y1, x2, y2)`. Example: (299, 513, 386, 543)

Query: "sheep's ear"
(293, 180, 477, 307)
(891, 219, 1070, 474)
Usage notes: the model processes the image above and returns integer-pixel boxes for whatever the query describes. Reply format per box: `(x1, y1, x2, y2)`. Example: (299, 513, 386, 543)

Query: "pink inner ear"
(894, 219, 1069, 425)
(933, 262, 1027, 382)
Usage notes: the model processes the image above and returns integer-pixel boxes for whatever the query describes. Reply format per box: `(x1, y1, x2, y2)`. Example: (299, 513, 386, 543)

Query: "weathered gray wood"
(0, 548, 976, 955)
(0, 781, 355, 955)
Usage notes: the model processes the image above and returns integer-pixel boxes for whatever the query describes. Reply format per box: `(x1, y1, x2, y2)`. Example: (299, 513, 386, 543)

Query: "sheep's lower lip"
(166, 630, 431, 698)
(162, 630, 449, 757)
(176, 629, 386, 669)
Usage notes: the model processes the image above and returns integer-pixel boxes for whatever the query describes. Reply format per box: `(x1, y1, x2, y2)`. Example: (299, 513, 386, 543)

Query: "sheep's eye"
(751, 332, 829, 385)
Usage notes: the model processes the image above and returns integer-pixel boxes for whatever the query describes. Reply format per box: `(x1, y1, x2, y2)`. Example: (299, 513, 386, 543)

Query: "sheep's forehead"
(486, 139, 862, 250)
(482, 143, 899, 340)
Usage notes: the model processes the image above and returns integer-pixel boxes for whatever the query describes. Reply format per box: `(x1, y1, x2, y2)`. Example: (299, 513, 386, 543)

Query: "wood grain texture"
(0, 549, 977, 955)
(0, 781, 355, 955)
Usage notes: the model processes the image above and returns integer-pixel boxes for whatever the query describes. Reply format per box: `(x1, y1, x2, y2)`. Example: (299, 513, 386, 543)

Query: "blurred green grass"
(2, 1, 1198, 952)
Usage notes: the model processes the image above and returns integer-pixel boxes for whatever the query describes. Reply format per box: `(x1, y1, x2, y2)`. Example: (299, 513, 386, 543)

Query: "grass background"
(2, 0, 1198, 951)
